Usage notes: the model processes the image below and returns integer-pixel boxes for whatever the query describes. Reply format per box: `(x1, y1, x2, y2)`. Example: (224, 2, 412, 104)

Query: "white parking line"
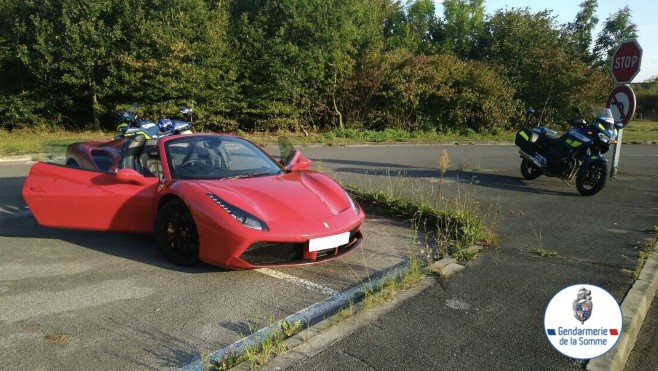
(182, 262, 410, 371)
(0, 209, 32, 220)
(255, 268, 339, 297)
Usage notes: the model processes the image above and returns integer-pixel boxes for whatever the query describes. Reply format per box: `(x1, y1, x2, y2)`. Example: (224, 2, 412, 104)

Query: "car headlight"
(597, 132, 610, 144)
(344, 190, 360, 214)
(207, 193, 269, 231)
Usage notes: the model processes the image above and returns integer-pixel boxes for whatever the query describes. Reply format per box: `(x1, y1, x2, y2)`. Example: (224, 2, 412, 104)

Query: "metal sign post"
(606, 84, 636, 178)
(610, 129, 623, 178)
(607, 39, 642, 179)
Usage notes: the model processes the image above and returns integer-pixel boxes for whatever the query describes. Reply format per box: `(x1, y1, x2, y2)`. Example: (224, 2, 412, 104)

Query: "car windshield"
(165, 135, 283, 180)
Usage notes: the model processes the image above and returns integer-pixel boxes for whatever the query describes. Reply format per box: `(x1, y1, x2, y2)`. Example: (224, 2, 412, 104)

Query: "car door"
(22, 162, 159, 233)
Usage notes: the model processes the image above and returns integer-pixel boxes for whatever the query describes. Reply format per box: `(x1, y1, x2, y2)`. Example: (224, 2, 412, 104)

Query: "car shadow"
(0, 213, 224, 273)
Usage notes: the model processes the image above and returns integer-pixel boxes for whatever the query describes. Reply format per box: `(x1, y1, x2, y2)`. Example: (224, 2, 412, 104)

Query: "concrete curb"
(256, 259, 467, 371)
(0, 155, 33, 163)
(587, 250, 658, 371)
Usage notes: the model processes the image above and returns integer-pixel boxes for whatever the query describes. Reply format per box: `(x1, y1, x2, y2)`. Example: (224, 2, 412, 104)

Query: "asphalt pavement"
(264, 143, 658, 370)
(1, 143, 657, 370)
(0, 159, 414, 370)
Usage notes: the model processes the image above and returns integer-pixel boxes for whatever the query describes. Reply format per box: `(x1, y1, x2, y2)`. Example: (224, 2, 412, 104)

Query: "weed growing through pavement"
(281, 320, 303, 337)
(628, 229, 658, 279)
(453, 248, 478, 262)
(347, 182, 489, 263)
(528, 223, 558, 257)
(202, 319, 303, 370)
(436, 148, 450, 202)
(361, 253, 424, 310)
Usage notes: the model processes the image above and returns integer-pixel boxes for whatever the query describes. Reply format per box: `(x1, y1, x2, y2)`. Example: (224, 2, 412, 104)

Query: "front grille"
(240, 242, 304, 265)
(240, 229, 364, 266)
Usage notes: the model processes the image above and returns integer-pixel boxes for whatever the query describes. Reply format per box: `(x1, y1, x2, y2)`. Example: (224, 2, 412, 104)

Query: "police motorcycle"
(515, 107, 624, 196)
(115, 103, 193, 139)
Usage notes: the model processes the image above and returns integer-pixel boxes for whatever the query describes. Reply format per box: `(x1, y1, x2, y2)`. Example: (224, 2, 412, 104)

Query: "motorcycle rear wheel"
(520, 159, 542, 180)
(576, 161, 607, 196)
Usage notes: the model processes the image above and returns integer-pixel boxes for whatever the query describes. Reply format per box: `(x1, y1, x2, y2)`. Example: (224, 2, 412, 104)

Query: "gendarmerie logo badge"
(544, 284, 622, 359)
(573, 288, 593, 324)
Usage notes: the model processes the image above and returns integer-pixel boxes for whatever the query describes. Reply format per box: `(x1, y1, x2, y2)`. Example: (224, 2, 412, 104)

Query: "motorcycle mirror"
(180, 105, 192, 115)
(526, 107, 536, 114)
(571, 106, 582, 115)
(615, 122, 624, 130)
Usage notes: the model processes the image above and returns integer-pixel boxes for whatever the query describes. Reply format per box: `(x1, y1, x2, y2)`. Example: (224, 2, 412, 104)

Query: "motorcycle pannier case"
(515, 128, 537, 153)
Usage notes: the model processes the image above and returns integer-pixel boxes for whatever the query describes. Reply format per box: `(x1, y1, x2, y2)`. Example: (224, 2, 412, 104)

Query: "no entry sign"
(611, 39, 643, 84)
(606, 85, 636, 125)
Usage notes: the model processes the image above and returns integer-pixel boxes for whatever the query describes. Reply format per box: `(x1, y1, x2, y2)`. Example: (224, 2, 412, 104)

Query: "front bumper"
(195, 209, 365, 269)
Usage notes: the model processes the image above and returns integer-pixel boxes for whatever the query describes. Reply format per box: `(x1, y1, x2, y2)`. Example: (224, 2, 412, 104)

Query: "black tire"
(576, 161, 607, 196)
(520, 159, 542, 180)
(155, 199, 200, 266)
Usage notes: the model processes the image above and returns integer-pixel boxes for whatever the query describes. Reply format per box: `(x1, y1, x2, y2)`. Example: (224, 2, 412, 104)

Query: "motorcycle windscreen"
(22, 162, 158, 232)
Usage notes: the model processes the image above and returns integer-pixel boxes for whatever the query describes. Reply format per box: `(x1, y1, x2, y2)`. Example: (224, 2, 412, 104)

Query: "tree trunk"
(332, 68, 344, 130)
(90, 79, 100, 131)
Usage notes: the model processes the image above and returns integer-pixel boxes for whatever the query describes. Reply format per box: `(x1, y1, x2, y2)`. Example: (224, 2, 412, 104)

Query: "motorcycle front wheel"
(576, 161, 607, 196)
(520, 159, 542, 180)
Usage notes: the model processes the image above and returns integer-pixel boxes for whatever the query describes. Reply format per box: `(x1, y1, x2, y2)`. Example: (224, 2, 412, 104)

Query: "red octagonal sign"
(611, 39, 643, 84)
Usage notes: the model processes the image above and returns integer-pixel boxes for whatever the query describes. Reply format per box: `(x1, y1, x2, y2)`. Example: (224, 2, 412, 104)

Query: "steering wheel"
(180, 159, 202, 168)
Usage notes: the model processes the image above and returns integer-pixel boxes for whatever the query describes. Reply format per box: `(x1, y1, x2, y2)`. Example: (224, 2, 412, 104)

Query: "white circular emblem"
(544, 284, 622, 359)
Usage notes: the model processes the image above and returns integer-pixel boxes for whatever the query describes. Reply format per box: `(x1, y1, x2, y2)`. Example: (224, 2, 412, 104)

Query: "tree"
(564, 0, 599, 64)
(230, 0, 387, 131)
(442, 0, 485, 59)
(0, 0, 236, 130)
(481, 8, 608, 125)
(593, 6, 638, 69)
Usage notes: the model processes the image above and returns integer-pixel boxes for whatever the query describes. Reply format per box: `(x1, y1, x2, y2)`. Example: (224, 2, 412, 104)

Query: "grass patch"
(347, 185, 489, 261)
(453, 248, 479, 262)
(528, 223, 558, 257)
(362, 254, 424, 310)
(534, 248, 559, 257)
(623, 120, 658, 143)
(2, 120, 656, 158)
(202, 319, 303, 371)
(0, 128, 112, 157)
(628, 226, 658, 279)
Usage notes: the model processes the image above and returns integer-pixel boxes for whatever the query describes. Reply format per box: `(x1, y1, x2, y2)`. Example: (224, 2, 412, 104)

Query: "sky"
(435, 0, 657, 82)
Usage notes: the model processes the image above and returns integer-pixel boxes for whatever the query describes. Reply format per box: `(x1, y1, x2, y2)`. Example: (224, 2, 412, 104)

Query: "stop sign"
(611, 39, 643, 84)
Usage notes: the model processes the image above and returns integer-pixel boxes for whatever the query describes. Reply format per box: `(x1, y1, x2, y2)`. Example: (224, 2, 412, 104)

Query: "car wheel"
(155, 199, 200, 266)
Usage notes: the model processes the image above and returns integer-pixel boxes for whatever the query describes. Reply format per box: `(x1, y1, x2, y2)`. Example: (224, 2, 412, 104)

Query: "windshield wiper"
(222, 171, 276, 180)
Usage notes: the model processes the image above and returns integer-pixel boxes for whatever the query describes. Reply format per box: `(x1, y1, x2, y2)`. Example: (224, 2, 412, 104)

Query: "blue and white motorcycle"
(515, 107, 623, 196)
(115, 103, 193, 140)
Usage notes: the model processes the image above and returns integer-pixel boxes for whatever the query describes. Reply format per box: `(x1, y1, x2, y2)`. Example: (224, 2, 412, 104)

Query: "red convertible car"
(22, 134, 365, 269)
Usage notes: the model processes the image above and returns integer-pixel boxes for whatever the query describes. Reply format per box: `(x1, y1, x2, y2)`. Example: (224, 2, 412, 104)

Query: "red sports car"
(22, 134, 365, 269)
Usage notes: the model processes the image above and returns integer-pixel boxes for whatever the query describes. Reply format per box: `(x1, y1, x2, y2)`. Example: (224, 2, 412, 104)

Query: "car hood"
(195, 171, 351, 222)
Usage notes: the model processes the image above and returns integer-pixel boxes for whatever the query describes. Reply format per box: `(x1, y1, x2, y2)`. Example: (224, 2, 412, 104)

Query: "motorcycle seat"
(542, 133, 562, 146)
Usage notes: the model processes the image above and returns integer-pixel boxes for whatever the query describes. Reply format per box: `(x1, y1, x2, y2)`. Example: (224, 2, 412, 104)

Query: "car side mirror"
(283, 150, 312, 171)
(116, 168, 149, 186)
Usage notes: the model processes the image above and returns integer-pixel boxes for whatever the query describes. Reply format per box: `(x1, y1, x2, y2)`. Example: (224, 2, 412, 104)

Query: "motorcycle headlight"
(344, 190, 360, 214)
(207, 193, 269, 231)
(597, 132, 610, 144)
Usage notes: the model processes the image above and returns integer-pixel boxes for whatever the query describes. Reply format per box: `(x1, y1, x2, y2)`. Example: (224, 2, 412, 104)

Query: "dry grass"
(0, 128, 112, 157)
(622, 120, 658, 143)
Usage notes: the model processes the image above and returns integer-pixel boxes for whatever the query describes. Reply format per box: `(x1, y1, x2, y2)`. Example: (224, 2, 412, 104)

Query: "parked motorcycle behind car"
(115, 103, 193, 139)
(515, 107, 624, 196)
